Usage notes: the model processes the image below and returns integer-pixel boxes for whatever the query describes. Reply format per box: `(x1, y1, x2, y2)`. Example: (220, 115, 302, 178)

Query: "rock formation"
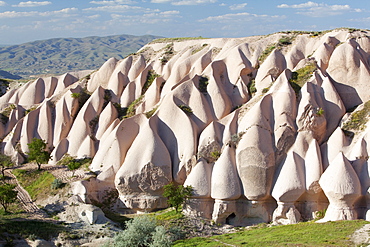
(2, 28, 370, 225)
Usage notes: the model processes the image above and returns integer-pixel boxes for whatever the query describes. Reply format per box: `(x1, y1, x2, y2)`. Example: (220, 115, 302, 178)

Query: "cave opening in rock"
(226, 213, 236, 225)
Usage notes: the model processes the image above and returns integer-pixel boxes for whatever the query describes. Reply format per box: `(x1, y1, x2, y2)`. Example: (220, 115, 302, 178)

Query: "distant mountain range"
(0, 34, 163, 79)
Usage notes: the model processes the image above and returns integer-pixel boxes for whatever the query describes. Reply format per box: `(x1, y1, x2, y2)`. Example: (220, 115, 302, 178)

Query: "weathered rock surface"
(2, 29, 370, 225)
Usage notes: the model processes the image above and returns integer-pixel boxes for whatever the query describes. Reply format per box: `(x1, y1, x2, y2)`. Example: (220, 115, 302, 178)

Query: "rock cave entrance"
(226, 213, 236, 225)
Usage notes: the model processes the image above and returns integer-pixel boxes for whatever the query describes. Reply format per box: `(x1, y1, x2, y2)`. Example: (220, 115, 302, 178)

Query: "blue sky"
(0, 0, 369, 45)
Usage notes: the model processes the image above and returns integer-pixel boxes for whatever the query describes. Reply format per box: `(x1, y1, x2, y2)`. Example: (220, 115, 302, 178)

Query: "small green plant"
(259, 44, 276, 64)
(210, 150, 221, 160)
(25, 106, 37, 116)
(142, 70, 160, 95)
(89, 115, 99, 135)
(26, 138, 51, 170)
(71, 92, 80, 98)
(51, 178, 64, 190)
(198, 76, 209, 93)
(316, 107, 325, 117)
(163, 183, 193, 212)
(178, 104, 193, 115)
(262, 87, 269, 93)
(247, 79, 257, 94)
(228, 132, 245, 148)
(145, 106, 158, 119)
(314, 209, 326, 220)
(68, 161, 82, 177)
(0, 183, 17, 213)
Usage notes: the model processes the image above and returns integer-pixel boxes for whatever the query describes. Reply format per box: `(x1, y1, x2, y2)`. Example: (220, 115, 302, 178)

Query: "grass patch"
(342, 100, 370, 131)
(178, 104, 193, 115)
(0, 218, 66, 241)
(289, 62, 317, 97)
(126, 95, 144, 118)
(150, 37, 206, 44)
(145, 106, 158, 119)
(13, 169, 56, 200)
(174, 220, 367, 246)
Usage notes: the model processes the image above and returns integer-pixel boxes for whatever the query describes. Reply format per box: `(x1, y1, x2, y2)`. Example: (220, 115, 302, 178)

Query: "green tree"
(0, 154, 14, 179)
(0, 183, 17, 213)
(26, 138, 51, 170)
(67, 161, 81, 177)
(163, 182, 193, 212)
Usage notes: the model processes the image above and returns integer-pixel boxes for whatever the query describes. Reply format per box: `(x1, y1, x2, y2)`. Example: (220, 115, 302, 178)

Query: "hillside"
(0, 34, 162, 78)
(1, 28, 370, 232)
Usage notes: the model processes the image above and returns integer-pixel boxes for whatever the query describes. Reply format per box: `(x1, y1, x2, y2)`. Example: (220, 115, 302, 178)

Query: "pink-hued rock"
(88, 57, 118, 92)
(321, 127, 349, 170)
(127, 55, 146, 82)
(156, 95, 198, 184)
(318, 152, 361, 222)
(211, 145, 241, 200)
(272, 152, 305, 224)
(327, 40, 370, 109)
(18, 78, 45, 106)
(114, 117, 172, 212)
(255, 49, 286, 93)
(184, 158, 213, 198)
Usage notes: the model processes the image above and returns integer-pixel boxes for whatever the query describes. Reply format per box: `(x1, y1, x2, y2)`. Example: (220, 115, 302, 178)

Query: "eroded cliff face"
(2, 29, 370, 225)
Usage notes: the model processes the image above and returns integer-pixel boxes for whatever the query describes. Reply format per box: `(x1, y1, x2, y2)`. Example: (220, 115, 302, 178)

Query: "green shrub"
(289, 62, 317, 97)
(142, 70, 160, 95)
(71, 92, 80, 98)
(210, 150, 221, 160)
(68, 161, 82, 176)
(178, 105, 193, 115)
(198, 76, 209, 93)
(262, 87, 269, 93)
(247, 79, 256, 94)
(0, 183, 17, 212)
(51, 179, 64, 190)
(113, 102, 128, 120)
(145, 106, 158, 119)
(126, 95, 144, 118)
(26, 138, 51, 170)
(108, 216, 162, 247)
(163, 183, 193, 212)
(151, 225, 172, 247)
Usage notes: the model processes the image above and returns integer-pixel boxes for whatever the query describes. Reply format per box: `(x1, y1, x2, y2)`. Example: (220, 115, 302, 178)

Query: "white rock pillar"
(183, 158, 214, 219)
(272, 151, 305, 225)
(318, 152, 361, 222)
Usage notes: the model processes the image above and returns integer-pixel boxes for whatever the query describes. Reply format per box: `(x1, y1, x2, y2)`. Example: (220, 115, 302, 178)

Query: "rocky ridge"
(1, 28, 370, 226)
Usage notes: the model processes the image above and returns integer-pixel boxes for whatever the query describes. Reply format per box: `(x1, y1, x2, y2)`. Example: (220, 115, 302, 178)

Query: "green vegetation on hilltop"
(174, 220, 368, 246)
(150, 36, 206, 44)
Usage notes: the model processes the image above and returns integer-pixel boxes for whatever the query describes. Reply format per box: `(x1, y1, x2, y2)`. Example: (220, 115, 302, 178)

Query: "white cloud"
(151, 0, 216, 5)
(108, 9, 180, 24)
(200, 12, 284, 22)
(172, 0, 216, 5)
(229, 3, 247, 10)
(12, 1, 52, 7)
(150, 0, 171, 3)
(90, 0, 136, 5)
(83, 5, 150, 12)
(0, 1, 6, 6)
(0, 8, 78, 18)
(277, 1, 352, 17)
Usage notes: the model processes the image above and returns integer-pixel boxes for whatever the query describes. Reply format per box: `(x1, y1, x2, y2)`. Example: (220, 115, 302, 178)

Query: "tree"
(0, 154, 14, 179)
(163, 182, 193, 212)
(0, 183, 17, 213)
(26, 138, 51, 170)
(67, 161, 81, 176)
